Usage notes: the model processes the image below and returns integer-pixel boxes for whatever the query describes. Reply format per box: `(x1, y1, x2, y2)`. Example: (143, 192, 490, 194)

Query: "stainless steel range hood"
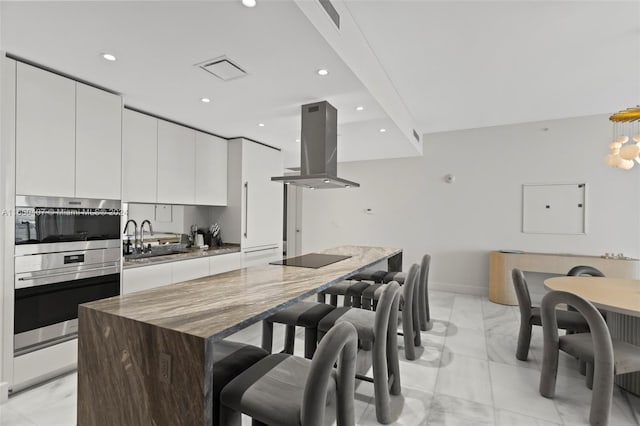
(271, 101, 360, 189)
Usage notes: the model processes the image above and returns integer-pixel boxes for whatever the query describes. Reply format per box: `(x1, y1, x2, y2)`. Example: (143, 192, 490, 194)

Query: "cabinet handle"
(244, 181, 248, 238)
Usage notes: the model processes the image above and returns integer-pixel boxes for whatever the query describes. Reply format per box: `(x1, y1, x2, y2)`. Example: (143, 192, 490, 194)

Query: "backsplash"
(124, 203, 220, 236)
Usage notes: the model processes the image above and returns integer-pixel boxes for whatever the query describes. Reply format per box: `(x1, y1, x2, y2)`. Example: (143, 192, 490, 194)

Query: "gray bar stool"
(539, 290, 640, 426)
(210, 340, 269, 426)
(318, 282, 402, 424)
(360, 263, 422, 360)
(220, 322, 359, 426)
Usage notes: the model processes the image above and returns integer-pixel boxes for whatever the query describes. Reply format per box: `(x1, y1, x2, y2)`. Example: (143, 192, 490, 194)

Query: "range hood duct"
(271, 101, 359, 189)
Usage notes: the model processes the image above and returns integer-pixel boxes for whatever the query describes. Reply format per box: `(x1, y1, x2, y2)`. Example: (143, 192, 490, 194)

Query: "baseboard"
(430, 281, 489, 297)
(0, 382, 8, 401)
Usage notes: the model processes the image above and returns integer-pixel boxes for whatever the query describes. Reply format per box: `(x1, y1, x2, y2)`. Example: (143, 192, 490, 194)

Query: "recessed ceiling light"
(317, 69, 329, 76)
(379, 128, 387, 133)
(345, 185, 351, 188)
(323, 179, 330, 183)
(295, 138, 301, 143)
(242, 0, 257, 7)
(200, 97, 211, 103)
(258, 123, 265, 127)
(355, 106, 364, 111)
(101, 53, 117, 62)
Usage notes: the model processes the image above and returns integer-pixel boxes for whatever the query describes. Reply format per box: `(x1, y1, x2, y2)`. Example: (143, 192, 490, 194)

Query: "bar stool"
(318, 282, 402, 424)
(359, 263, 421, 360)
(210, 340, 269, 426)
(262, 301, 335, 358)
(220, 322, 359, 426)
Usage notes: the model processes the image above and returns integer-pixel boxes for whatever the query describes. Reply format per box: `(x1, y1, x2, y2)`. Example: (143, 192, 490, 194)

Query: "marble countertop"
(123, 244, 241, 269)
(84, 245, 401, 340)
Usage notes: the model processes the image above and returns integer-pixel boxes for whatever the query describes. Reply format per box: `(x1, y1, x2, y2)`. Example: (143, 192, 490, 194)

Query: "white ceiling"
(2, 0, 638, 165)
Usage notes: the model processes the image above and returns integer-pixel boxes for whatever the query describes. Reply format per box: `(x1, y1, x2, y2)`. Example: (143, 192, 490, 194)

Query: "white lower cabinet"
(122, 262, 172, 295)
(122, 253, 244, 294)
(210, 252, 242, 274)
(172, 257, 210, 284)
(242, 246, 281, 268)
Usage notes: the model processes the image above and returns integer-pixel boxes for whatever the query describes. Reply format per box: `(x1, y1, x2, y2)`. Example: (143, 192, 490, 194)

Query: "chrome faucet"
(123, 219, 138, 254)
(140, 220, 154, 253)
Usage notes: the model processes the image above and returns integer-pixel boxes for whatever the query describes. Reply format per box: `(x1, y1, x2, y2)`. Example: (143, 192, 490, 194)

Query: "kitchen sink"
(124, 246, 190, 260)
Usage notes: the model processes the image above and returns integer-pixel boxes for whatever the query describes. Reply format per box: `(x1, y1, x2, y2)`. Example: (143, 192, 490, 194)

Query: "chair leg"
(304, 327, 318, 359)
(588, 361, 614, 426)
(539, 332, 559, 399)
(261, 320, 273, 353)
(219, 404, 241, 426)
(372, 336, 392, 424)
(387, 306, 401, 396)
(516, 323, 532, 361)
(283, 325, 296, 354)
(418, 280, 428, 331)
(412, 296, 422, 347)
(402, 299, 416, 361)
(585, 362, 594, 390)
(317, 292, 326, 303)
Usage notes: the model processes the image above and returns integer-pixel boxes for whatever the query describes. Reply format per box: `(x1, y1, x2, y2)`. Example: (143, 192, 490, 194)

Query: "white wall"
(126, 203, 216, 235)
(301, 114, 640, 295)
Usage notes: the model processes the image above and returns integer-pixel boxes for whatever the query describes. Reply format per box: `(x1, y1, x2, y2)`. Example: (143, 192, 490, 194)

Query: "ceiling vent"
(319, 0, 340, 29)
(197, 56, 247, 81)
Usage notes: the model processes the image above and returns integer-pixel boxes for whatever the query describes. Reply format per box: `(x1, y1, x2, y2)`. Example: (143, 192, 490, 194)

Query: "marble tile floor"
(1, 291, 639, 426)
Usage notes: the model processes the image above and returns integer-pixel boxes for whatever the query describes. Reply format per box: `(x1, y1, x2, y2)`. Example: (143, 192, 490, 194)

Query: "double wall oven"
(14, 196, 121, 355)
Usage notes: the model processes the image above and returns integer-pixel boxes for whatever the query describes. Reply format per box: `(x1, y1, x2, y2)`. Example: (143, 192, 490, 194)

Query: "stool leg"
(283, 325, 296, 354)
(330, 294, 338, 306)
(261, 321, 273, 353)
(372, 335, 392, 424)
(252, 420, 268, 426)
(304, 327, 318, 359)
(219, 404, 241, 426)
(317, 292, 325, 303)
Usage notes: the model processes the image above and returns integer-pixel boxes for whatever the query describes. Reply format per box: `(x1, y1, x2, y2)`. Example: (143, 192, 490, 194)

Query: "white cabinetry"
(16, 62, 76, 197)
(210, 252, 242, 274)
(75, 83, 122, 199)
(157, 121, 195, 205)
(122, 109, 158, 202)
(241, 140, 283, 251)
(172, 257, 209, 283)
(122, 253, 242, 294)
(218, 138, 283, 267)
(122, 262, 173, 295)
(15, 62, 122, 199)
(195, 131, 227, 206)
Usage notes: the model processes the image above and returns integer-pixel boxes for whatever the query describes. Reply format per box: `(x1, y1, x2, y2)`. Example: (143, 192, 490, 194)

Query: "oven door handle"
(16, 266, 119, 289)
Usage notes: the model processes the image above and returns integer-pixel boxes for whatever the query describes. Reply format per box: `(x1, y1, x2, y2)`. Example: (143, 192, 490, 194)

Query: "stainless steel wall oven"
(14, 196, 121, 355)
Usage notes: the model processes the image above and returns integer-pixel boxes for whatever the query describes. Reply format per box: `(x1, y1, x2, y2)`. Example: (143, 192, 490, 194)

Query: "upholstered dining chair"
(359, 263, 422, 360)
(210, 340, 269, 426)
(511, 268, 590, 361)
(220, 321, 358, 426)
(567, 265, 605, 278)
(539, 290, 640, 426)
(318, 282, 402, 424)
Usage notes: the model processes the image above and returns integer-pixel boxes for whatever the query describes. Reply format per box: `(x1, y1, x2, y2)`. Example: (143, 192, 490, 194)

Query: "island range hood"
(271, 101, 360, 189)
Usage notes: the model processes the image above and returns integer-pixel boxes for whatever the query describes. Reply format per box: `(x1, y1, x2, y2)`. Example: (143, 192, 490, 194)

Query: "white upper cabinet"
(15, 62, 123, 200)
(75, 83, 122, 200)
(157, 121, 195, 204)
(195, 131, 227, 206)
(16, 62, 76, 197)
(241, 140, 283, 250)
(122, 110, 158, 202)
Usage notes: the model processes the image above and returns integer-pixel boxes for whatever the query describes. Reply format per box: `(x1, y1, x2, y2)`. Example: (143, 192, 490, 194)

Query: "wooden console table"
(489, 251, 640, 305)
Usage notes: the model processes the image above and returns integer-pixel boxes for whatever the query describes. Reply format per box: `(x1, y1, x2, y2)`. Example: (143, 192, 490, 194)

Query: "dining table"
(544, 276, 640, 396)
(76, 245, 402, 426)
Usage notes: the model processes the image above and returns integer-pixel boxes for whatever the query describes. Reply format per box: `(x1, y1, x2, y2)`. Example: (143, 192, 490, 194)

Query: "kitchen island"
(77, 245, 402, 426)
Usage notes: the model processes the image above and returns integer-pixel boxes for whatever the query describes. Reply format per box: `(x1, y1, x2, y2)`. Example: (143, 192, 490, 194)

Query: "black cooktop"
(270, 253, 351, 269)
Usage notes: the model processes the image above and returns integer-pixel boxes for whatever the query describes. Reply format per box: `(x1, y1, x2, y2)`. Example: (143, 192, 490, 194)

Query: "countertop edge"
(123, 245, 241, 269)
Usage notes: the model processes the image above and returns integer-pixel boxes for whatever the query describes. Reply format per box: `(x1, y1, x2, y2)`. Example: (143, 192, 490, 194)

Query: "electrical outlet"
(159, 352, 171, 384)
